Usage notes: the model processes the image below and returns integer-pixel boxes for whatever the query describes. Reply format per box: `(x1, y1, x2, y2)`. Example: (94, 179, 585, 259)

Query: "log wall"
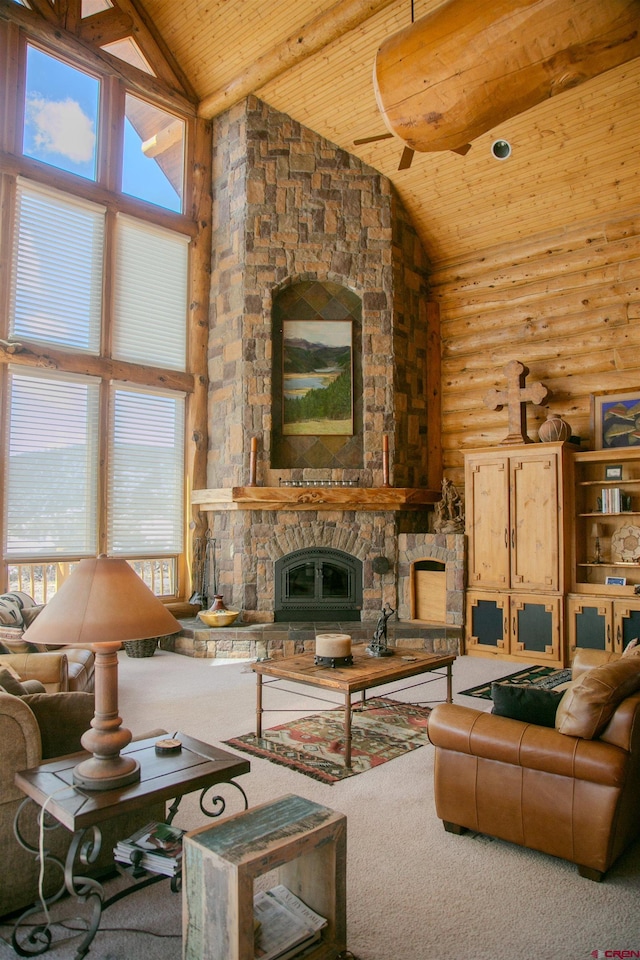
(430, 207, 640, 491)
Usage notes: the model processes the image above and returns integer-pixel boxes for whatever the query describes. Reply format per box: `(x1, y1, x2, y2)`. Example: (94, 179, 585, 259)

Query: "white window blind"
(5, 369, 99, 557)
(112, 215, 188, 371)
(107, 385, 185, 555)
(10, 179, 104, 352)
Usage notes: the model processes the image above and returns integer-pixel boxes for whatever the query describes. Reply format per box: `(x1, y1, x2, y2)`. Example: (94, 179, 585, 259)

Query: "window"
(6, 370, 100, 558)
(108, 385, 185, 555)
(23, 45, 99, 181)
(10, 180, 105, 352)
(1, 12, 196, 598)
(113, 216, 188, 370)
(123, 95, 184, 212)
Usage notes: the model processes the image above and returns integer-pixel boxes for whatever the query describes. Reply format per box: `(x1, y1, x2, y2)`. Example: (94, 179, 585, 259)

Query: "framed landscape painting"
(282, 320, 353, 436)
(592, 389, 640, 449)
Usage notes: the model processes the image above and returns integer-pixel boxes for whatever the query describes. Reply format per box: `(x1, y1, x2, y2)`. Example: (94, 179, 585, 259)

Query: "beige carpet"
(2, 650, 639, 960)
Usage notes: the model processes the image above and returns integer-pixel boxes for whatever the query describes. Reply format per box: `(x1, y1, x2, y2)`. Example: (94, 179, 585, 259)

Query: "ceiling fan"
(354, 0, 640, 170)
(352, 132, 470, 171)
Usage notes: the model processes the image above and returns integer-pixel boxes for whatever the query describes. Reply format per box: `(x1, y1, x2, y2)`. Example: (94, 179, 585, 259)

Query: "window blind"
(5, 368, 99, 557)
(10, 179, 104, 352)
(112, 215, 188, 371)
(107, 384, 185, 555)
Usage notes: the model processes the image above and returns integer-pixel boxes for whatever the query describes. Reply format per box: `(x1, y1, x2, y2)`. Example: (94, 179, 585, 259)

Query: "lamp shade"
(21, 557, 181, 791)
(22, 556, 180, 647)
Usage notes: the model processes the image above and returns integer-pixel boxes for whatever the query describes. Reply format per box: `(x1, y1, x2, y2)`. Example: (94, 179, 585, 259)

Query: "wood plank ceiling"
(140, 0, 639, 268)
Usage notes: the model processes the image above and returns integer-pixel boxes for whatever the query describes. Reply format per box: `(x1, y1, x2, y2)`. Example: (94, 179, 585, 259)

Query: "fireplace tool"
(189, 535, 206, 607)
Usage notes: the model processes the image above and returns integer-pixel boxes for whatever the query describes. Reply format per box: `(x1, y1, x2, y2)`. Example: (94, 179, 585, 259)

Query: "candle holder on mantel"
(248, 437, 258, 486)
(382, 435, 390, 487)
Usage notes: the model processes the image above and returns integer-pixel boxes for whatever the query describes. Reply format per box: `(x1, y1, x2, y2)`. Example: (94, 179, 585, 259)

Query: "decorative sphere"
(538, 414, 571, 443)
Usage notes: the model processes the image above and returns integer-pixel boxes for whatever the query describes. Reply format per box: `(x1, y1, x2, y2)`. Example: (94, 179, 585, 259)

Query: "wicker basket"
(123, 637, 159, 658)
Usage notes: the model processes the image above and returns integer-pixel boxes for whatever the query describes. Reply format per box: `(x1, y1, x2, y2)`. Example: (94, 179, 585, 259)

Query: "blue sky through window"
(23, 45, 181, 211)
(24, 46, 99, 180)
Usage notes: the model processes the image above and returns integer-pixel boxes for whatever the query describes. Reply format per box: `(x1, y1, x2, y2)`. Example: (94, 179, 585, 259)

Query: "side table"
(183, 793, 347, 960)
(12, 732, 250, 959)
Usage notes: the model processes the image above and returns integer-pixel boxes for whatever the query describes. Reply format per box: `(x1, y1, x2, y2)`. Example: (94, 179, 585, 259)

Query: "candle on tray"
(315, 633, 352, 658)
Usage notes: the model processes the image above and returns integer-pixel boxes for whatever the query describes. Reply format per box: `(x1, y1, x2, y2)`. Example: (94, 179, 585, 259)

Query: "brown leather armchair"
(428, 649, 640, 880)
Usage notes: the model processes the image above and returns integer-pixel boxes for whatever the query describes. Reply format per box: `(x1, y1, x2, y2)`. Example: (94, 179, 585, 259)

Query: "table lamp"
(21, 556, 180, 791)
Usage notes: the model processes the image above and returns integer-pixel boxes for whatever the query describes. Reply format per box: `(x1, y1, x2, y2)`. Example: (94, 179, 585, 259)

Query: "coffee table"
(252, 644, 455, 768)
(12, 732, 250, 958)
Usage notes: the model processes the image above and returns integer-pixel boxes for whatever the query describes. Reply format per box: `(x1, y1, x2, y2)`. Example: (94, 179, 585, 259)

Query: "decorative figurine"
(366, 603, 395, 657)
(433, 477, 465, 534)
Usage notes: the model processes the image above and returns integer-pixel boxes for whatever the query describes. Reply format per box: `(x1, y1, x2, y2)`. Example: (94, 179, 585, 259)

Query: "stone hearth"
(171, 618, 462, 660)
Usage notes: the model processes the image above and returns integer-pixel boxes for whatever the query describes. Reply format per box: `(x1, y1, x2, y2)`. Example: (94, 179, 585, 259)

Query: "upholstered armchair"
(428, 648, 640, 881)
(0, 592, 94, 692)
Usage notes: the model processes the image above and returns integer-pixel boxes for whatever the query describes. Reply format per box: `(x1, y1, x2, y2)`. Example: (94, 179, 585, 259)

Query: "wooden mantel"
(191, 486, 439, 512)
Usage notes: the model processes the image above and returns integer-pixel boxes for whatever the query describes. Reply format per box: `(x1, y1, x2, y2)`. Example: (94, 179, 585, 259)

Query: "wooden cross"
(484, 360, 548, 444)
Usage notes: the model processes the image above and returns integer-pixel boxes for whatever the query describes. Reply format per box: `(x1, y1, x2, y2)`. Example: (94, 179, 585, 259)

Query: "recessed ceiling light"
(491, 139, 512, 160)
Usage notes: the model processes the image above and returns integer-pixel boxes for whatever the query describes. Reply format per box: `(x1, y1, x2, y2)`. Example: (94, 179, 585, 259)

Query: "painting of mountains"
(282, 320, 353, 435)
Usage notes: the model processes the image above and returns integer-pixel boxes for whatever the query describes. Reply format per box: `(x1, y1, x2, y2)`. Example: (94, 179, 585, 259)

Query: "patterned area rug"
(224, 697, 432, 785)
(459, 664, 572, 700)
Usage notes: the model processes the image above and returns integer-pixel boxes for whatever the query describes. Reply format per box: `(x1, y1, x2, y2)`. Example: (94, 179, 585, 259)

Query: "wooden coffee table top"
(252, 644, 455, 695)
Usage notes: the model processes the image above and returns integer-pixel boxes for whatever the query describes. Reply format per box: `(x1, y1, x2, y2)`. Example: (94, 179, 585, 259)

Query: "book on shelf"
(114, 820, 185, 877)
(253, 884, 327, 960)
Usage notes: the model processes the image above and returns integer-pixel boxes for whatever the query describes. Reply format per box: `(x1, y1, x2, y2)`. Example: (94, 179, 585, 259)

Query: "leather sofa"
(0, 688, 166, 919)
(428, 648, 640, 880)
(0, 592, 94, 692)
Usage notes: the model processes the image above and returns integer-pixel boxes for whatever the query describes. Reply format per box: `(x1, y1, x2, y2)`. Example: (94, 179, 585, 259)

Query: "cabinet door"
(466, 455, 510, 589)
(510, 594, 562, 664)
(566, 597, 613, 656)
(613, 600, 640, 654)
(510, 451, 560, 591)
(466, 591, 508, 655)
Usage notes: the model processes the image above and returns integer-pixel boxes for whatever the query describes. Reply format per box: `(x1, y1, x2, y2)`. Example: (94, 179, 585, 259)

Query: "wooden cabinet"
(571, 447, 640, 596)
(566, 595, 640, 655)
(467, 591, 563, 663)
(466, 443, 569, 592)
(464, 442, 571, 666)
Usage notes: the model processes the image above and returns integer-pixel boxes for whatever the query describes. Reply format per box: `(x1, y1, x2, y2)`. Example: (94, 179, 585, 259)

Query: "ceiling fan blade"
(353, 133, 394, 145)
(398, 146, 414, 170)
(451, 143, 472, 156)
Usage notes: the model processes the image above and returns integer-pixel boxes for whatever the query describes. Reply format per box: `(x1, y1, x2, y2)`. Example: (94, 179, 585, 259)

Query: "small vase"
(538, 414, 571, 443)
(210, 594, 228, 611)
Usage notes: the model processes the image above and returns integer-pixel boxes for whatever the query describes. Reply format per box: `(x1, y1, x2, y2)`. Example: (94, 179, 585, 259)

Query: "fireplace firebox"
(274, 548, 363, 622)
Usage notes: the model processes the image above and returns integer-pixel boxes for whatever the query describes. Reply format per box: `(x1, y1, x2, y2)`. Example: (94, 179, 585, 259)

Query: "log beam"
(197, 0, 398, 120)
(374, 0, 640, 153)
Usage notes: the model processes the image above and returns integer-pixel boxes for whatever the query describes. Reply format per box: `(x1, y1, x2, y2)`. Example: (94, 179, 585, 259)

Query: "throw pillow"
(0, 666, 28, 696)
(490, 682, 564, 728)
(22, 605, 44, 628)
(556, 648, 640, 739)
(622, 637, 639, 657)
(0, 593, 25, 626)
(21, 692, 95, 760)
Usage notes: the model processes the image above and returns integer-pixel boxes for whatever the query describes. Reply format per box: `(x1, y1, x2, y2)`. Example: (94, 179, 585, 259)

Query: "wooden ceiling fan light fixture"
(370, 0, 640, 157)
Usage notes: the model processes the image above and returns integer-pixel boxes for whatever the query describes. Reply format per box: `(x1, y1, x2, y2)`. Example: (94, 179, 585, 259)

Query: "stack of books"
(114, 821, 185, 877)
(253, 884, 327, 960)
(601, 487, 622, 513)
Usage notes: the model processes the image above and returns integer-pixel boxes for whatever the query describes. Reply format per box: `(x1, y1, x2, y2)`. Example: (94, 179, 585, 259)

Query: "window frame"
(0, 7, 208, 600)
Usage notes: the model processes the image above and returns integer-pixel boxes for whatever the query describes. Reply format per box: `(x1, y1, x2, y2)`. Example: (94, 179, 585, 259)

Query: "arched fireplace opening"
(274, 548, 363, 622)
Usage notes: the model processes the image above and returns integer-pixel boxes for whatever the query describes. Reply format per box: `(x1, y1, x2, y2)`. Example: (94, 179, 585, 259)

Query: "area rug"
(459, 664, 572, 700)
(223, 697, 431, 785)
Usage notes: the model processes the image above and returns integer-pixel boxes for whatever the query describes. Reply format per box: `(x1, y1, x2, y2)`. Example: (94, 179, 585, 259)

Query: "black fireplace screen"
(274, 548, 363, 622)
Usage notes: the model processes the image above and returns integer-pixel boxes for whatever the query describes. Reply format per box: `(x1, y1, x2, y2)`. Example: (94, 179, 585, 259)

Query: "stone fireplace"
(189, 96, 457, 648)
